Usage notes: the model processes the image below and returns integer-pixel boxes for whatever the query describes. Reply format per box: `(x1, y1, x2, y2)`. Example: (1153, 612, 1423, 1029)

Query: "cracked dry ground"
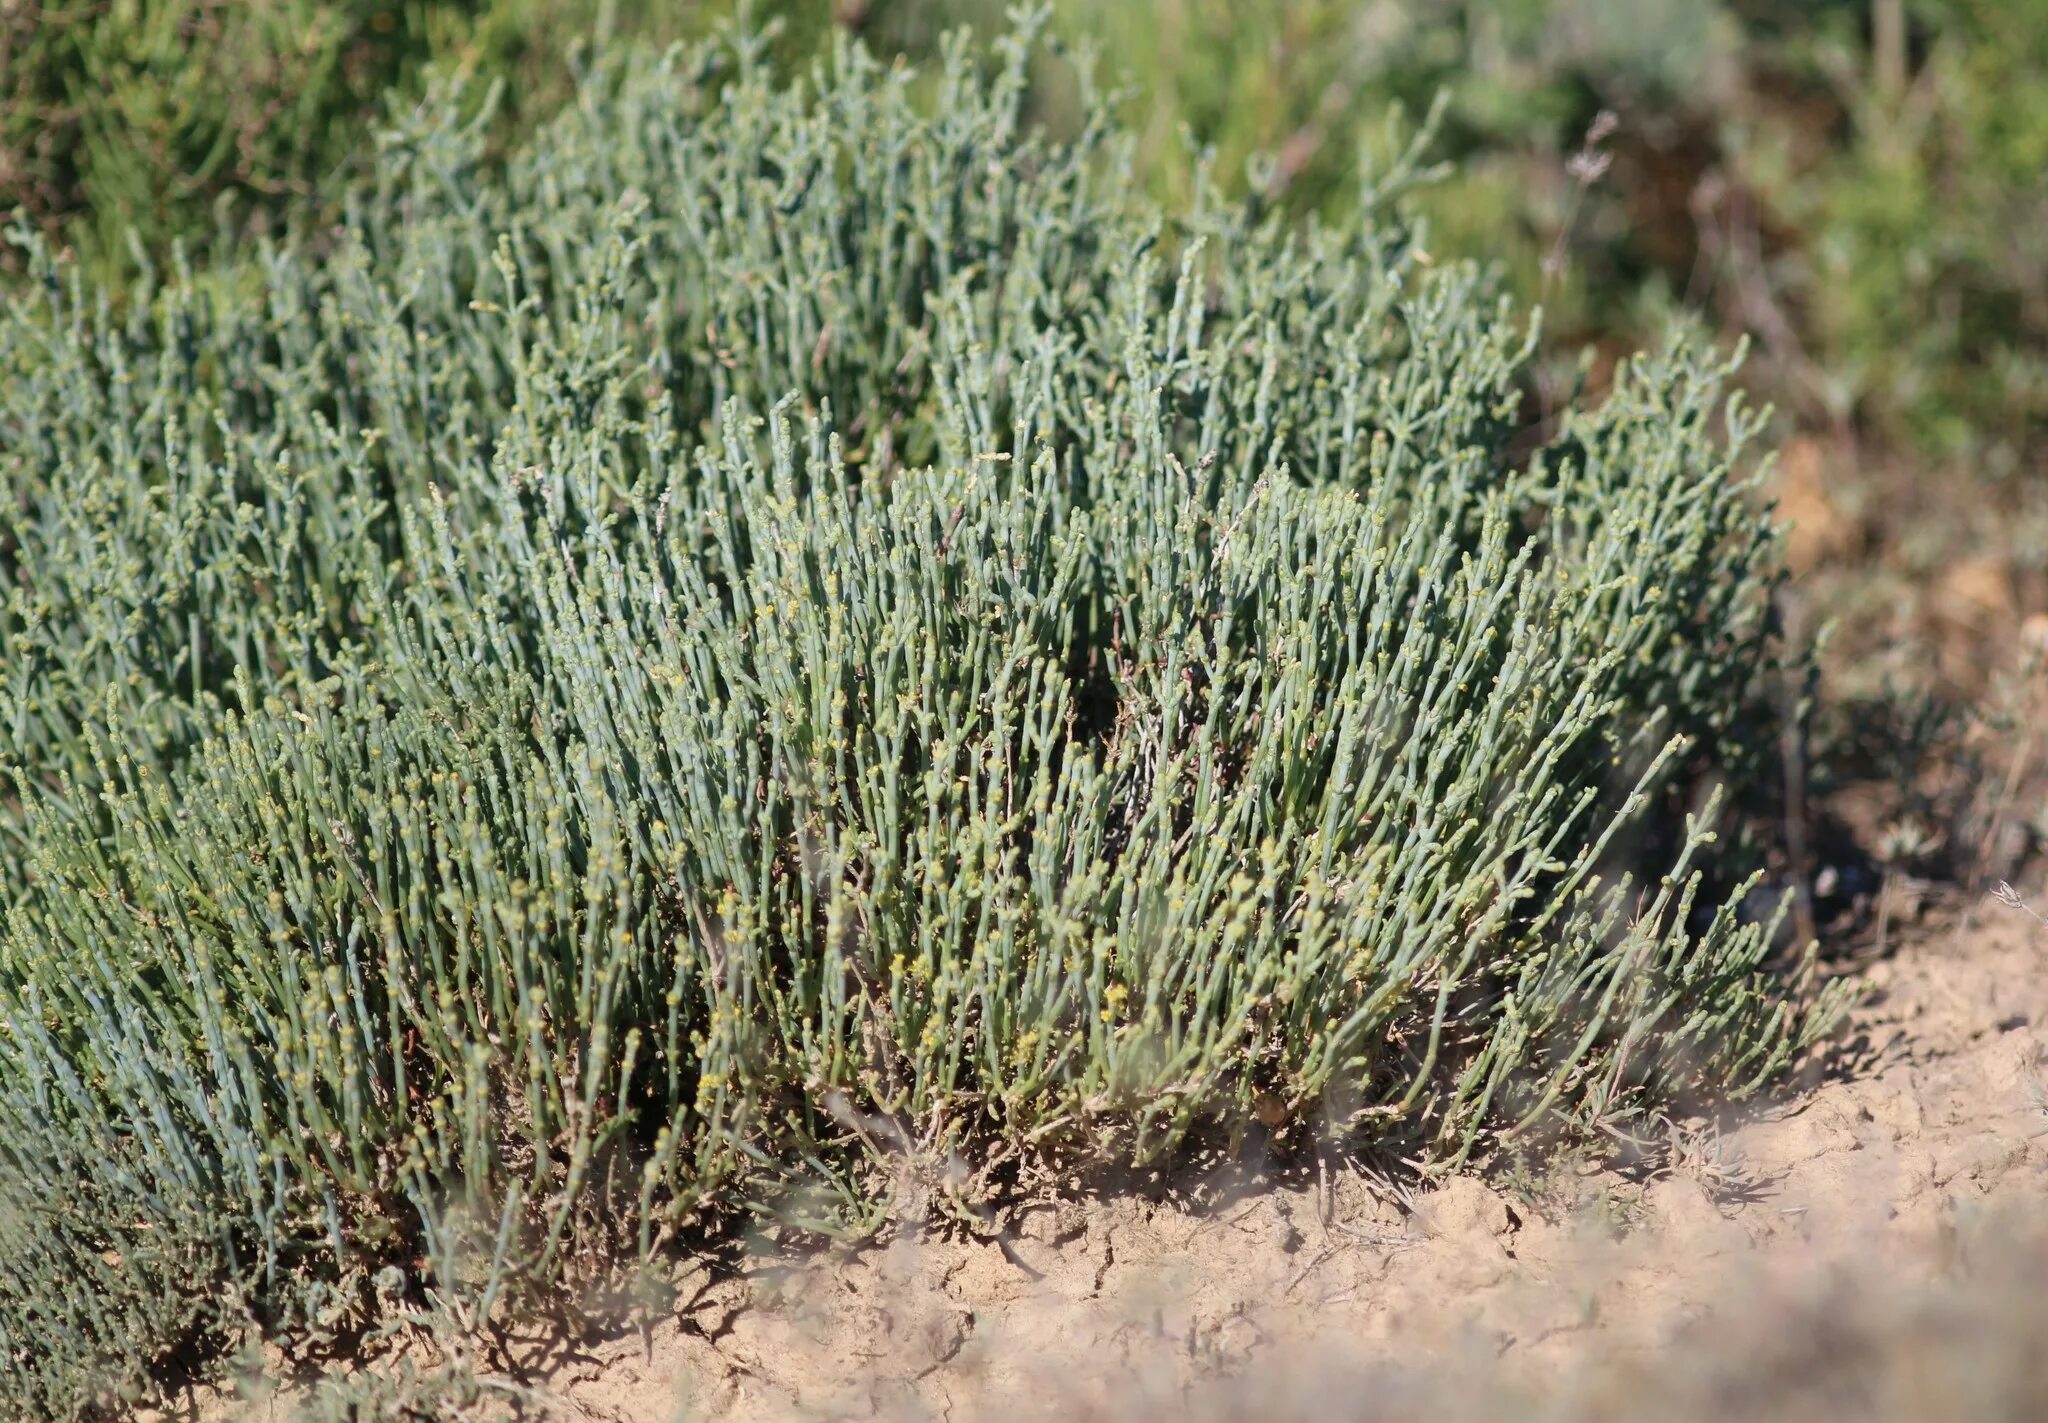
(497, 895, 2048, 1421)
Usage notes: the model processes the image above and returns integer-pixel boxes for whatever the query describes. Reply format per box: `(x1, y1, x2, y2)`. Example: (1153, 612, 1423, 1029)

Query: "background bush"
(10, 1, 2041, 482)
(0, 21, 1841, 1413)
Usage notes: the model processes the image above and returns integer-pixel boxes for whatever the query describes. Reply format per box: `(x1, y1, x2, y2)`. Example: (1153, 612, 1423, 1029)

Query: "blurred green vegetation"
(0, 1, 564, 270)
(1030, 0, 2046, 489)
(7, 0, 2040, 487)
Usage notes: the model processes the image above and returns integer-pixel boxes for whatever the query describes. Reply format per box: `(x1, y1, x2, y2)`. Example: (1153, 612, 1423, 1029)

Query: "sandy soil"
(202, 889, 2048, 1421)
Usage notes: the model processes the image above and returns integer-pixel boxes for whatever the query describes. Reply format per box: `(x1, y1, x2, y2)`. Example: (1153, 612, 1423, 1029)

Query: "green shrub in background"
(2, 0, 477, 275)
(8, 0, 2043, 483)
(0, 21, 1840, 1414)
(0, 0, 703, 283)
(1011, 0, 2047, 481)
(0, 0, 958, 285)
(1792, 0, 2048, 476)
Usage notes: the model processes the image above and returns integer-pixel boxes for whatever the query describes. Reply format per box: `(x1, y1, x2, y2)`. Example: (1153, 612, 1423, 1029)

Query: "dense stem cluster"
(0, 24, 1838, 1415)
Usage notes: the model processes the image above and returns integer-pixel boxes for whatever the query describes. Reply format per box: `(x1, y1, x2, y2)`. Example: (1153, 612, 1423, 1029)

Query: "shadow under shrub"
(0, 21, 1842, 1416)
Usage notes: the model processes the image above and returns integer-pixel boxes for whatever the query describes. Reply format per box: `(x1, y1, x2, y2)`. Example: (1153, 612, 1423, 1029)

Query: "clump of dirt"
(188, 895, 2048, 1422)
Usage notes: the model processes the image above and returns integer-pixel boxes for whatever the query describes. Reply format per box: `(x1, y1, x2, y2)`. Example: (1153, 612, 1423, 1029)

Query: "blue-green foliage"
(0, 24, 1837, 1415)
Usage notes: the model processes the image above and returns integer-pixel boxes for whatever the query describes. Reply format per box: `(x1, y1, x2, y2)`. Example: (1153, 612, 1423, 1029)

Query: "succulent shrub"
(0, 20, 1839, 1415)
